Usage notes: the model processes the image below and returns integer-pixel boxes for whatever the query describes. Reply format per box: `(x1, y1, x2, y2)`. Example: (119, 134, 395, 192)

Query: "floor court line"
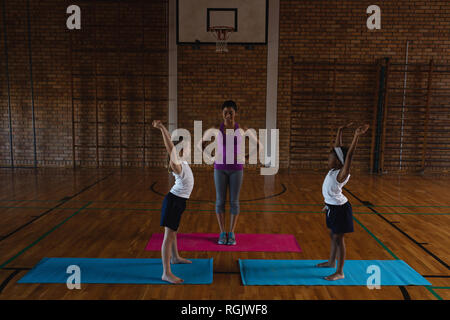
(352, 215, 442, 300)
(345, 187, 450, 271)
(0, 202, 92, 270)
(2, 199, 450, 208)
(0, 179, 446, 299)
(399, 286, 411, 300)
(0, 203, 443, 299)
(0, 270, 21, 294)
(150, 181, 288, 202)
(347, 189, 447, 300)
(1, 206, 450, 215)
(0, 172, 114, 242)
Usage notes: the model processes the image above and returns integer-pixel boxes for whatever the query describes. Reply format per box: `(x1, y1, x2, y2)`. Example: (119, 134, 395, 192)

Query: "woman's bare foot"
(324, 272, 345, 281)
(162, 272, 184, 284)
(171, 257, 192, 264)
(316, 261, 336, 268)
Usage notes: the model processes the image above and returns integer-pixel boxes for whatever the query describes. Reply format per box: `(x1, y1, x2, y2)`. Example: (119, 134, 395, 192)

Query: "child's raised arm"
(152, 120, 182, 174)
(334, 122, 353, 148)
(337, 124, 369, 183)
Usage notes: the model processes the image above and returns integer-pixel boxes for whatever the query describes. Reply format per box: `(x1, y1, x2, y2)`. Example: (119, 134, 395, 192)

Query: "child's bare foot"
(162, 273, 184, 284)
(171, 257, 192, 264)
(324, 272, 345, 281)
(316, 261, 336, 268)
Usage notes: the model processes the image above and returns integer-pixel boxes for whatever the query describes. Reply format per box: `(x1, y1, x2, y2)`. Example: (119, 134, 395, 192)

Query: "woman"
(199, 100, 261, 245)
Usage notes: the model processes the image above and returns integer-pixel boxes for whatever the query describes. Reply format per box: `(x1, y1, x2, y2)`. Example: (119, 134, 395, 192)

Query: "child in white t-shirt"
(153, 120, 194, 284)
(317, 122, 369, 281)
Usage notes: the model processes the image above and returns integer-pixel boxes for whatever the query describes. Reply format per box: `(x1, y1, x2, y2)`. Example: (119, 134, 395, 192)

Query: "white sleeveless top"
(322, 169, 350, 205)
(170, 161, 194, 199)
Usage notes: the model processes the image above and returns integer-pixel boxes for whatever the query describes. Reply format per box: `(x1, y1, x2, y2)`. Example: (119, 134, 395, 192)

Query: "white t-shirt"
(170, 161, 194, 199)
(322, 169, 350, 205)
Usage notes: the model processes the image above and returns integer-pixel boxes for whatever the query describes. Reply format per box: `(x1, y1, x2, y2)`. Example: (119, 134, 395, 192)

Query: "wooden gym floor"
(0, 168, 448, 300)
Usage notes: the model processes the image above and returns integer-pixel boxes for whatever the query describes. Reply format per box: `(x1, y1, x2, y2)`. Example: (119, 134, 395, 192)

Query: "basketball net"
(209, 26, 234, 53)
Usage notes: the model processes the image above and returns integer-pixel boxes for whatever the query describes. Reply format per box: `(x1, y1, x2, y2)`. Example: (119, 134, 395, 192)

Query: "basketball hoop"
(208, 26, 234, 53)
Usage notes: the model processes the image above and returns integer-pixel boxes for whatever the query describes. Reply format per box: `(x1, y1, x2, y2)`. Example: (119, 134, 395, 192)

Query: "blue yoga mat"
(18, 257, 213, 284)
(239, 259, 431, 286)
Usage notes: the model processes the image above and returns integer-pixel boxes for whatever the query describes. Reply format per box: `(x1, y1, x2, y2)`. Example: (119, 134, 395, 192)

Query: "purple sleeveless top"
(214, 122, 244, 171)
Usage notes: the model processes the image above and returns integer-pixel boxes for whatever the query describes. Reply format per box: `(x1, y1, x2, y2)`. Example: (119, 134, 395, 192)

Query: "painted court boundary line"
(0, 179, 446, 297)
(0, 209, 444, 299)
(150, 181, 288, 202)
(345, 187, 450, 270)
(0, 203, 92, 294)
(0, 270, 20, 294)
(347, 192, 445, 300)
(2, 199, 450, 208)
(0, 202, 92, 270)
(348, 190, 447, 300)
(1, 206, 449, 216)
(0, 172, 114, 242)
(0, 204, 444, 298)
(0, 202, 92, 294)
(352, 216, 442, 300)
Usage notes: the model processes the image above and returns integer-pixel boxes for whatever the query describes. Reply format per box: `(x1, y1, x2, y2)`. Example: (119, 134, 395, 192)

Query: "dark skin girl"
(318, 122, 369, 281)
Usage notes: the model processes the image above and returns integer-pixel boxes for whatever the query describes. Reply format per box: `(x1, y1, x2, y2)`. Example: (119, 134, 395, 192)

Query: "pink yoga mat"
(145, 233, 302, 252)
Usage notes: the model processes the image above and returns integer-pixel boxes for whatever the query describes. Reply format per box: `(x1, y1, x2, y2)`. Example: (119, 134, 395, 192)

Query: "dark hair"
(222, 100, 238, 112)
(175, 136, 183, 144)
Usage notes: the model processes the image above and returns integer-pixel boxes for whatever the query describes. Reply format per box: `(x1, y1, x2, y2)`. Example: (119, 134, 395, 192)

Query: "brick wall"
(177, 44, 267, 169)
(279, 0, 450, 172)
(0, 0, 168, 168)
(1, 0, 449, 171)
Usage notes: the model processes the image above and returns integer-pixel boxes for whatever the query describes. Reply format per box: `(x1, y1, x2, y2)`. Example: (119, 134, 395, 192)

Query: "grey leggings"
(214, 169, 243, 215)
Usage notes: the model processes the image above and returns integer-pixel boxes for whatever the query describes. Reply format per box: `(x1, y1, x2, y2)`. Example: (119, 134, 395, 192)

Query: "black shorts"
(325, 201, 354, 234)
(160, 192, 187, 231)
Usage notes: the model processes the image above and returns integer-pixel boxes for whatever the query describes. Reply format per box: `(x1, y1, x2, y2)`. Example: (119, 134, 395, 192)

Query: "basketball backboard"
(177, 0, 268, 45)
